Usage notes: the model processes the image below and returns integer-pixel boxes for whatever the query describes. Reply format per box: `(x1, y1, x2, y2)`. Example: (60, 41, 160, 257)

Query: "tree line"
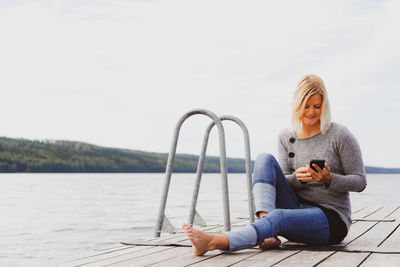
(0, 137, 247, 173)
(0, 137, 398, 173)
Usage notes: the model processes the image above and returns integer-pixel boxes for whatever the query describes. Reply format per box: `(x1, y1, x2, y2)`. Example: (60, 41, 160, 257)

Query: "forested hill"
(0, 137, 246, 173)
(0, 137, 399, 173)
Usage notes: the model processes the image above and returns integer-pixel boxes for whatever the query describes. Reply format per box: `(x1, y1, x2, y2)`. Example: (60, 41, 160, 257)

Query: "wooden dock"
(56, 205, 400, 266)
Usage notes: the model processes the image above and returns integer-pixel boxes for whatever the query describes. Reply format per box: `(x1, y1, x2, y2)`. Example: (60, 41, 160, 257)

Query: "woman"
(182, 74, 367, 255)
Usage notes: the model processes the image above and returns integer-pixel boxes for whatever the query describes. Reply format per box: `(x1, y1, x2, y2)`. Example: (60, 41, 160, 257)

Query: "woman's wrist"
(324, 173, 332, 184)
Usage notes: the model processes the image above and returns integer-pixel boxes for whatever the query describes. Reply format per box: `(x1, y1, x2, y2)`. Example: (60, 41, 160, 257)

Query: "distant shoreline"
(1, 171, 400, 174)
(1, 136, 399, 174)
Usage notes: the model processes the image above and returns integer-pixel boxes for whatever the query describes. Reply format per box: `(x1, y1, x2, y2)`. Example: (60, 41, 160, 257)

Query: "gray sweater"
(278, 122, 367, 231)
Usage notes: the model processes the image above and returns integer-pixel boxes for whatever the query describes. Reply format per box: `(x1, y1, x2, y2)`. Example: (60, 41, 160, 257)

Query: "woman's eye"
(314, 106, 321, 109)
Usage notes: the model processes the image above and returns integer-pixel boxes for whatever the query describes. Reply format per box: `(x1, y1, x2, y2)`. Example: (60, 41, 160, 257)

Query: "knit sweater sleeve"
(278, 131, 305, 190)
(328, 127, 367, 193)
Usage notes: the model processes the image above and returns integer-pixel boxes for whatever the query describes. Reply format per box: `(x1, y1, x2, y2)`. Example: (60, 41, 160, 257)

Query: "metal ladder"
(154, 109, 255, 237)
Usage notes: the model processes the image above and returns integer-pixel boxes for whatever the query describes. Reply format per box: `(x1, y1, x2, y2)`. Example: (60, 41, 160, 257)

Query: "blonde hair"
(291, 74, 331, 134)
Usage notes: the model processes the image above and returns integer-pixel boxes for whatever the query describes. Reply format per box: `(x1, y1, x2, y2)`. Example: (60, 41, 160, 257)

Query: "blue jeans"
(224, 153, 330, 252)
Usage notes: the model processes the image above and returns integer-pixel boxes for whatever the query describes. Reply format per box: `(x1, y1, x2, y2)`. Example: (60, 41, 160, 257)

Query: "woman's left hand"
(307, 163, 332, 184)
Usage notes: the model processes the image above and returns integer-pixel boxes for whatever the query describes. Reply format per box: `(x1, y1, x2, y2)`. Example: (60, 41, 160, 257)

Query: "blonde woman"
(182, 74, 367, 255)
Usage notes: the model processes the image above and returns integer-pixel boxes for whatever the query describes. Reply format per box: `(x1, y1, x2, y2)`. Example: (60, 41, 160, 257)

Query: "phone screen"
(310, 160, 325, 172)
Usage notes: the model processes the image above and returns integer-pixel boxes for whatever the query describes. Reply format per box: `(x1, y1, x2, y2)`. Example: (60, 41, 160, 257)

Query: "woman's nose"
(307, 108, 316, 115)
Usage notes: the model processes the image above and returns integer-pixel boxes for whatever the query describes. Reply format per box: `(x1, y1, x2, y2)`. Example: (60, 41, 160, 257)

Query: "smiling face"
(301, 93, 323, 128)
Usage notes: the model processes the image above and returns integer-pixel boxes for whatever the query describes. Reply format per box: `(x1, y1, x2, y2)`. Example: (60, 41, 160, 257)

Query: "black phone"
(310, 160, 325, 172)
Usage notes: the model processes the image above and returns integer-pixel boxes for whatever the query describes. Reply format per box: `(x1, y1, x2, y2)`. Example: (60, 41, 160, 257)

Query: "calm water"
(0, 173, 399, 266)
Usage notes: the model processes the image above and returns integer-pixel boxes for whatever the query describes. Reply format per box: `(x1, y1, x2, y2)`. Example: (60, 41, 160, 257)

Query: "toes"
(182, 223, 193, 234)
(183, 224, 192, 231)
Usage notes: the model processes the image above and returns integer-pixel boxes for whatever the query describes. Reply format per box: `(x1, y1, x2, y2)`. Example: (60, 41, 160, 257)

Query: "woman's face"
(301, 93, 322, 128)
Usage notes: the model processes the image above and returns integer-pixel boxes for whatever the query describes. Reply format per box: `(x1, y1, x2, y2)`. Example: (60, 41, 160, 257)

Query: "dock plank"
(146, 250, 221, 267)
(231, 249, 300, 266)
(270, 206, 397, 267)
(360, 255, 400, 267)
(273, 251, 333, 267)
(55, 233, 192, 267)
(55, 246, 155, 267)
(77, 246, 171, 267)
(349, 207, 399, 247)
(316, 252, 370, 267)
(104, 247, 192, 267)
(351, 205, 383, 221)
(61, 206, 400, 267)
(359, 207, 400, 267)
(316, 206, 400, 266)
(189, 249, 259, 267)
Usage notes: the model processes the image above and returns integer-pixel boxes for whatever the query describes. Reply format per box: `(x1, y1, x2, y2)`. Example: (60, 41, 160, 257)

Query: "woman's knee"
(255, 153, 276, 165)
(252, 153, 277, 184)
(265, 209, 284, 222)
(254, 153, 277, 172)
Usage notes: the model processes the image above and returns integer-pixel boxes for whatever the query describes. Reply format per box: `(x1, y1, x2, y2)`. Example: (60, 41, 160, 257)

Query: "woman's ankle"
(259, 211, 268, 217)
(209, 234, 229, 251)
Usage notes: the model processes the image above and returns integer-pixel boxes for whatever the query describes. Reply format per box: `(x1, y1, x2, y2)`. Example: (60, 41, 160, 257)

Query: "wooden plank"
(331, 206, 387, 248)
(54, 246, 154, 267)
(103, 247, 192, 267)
(348, 206, 399, 247)
(274, 206, 396, 267)
(188, 207, 376, 267)
(76, 246, 172, 267)
(146, 250, 221, 267)
(317, 206, 400, 267)
(316, 252, 369, 267)
(155, 219, 272, 266)
(379, 208, 400, 249)
(56, 220, 201, 266)
(273, 251, 333, 267)
(114, 222, 248, 267)
(121, 234, 191, 247)
(334, 205, 392, 246)
(231, 249, 300, 267)
(339, 221, 376, 245)
(146, 207, 391, 267)
(359, 207, 400, 267)
(351, 205, 383, 221)
(56, 207, 400, 267)
(189, 249, 259, 267)
(360, 254, 400, 267)
(56, 233, 186, 265)
(351, 205, 368, 214)
(55, 235, 190, 266)
(57, 218, 246, 266)
(92, 245, 127, 253)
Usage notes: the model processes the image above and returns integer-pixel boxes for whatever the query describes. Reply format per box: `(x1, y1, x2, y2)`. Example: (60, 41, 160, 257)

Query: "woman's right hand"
(296, 166, 313, 183)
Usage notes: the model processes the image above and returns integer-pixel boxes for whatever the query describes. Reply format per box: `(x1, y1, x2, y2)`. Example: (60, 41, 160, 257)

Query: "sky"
(0, 0, 399, 168)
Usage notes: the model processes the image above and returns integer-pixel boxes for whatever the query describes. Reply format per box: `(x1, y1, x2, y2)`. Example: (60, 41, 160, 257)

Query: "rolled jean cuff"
(253, 182, 276, 215)
(222, 225, 258, 252)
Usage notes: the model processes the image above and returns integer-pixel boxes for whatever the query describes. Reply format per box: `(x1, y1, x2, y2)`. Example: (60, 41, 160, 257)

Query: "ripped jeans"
(223, 153, 330, 252)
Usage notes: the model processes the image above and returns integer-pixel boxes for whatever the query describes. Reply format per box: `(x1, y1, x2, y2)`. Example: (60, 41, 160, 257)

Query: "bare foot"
(259, 237, 281, 250)
(182, 223, 213, 256)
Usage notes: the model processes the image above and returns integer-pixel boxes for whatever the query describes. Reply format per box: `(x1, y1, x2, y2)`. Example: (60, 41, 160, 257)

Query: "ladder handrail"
(187, 115, 255, 226)
(154, 109, 231, 237)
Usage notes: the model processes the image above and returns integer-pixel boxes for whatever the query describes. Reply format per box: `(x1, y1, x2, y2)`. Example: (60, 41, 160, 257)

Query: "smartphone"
(310, 160, 325, 172)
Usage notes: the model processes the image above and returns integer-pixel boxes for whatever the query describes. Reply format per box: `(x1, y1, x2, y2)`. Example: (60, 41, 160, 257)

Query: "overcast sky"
(0, 0, 399, 168)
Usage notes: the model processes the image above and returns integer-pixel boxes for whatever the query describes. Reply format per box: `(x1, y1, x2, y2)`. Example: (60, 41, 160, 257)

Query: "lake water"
(1, 173, 399, 266)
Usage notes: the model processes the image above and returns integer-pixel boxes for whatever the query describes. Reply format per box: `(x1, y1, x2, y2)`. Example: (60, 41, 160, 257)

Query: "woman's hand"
(308, 163, 332, 184)
(296, 166, 313, 183)
(296, 163, 332, 184)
